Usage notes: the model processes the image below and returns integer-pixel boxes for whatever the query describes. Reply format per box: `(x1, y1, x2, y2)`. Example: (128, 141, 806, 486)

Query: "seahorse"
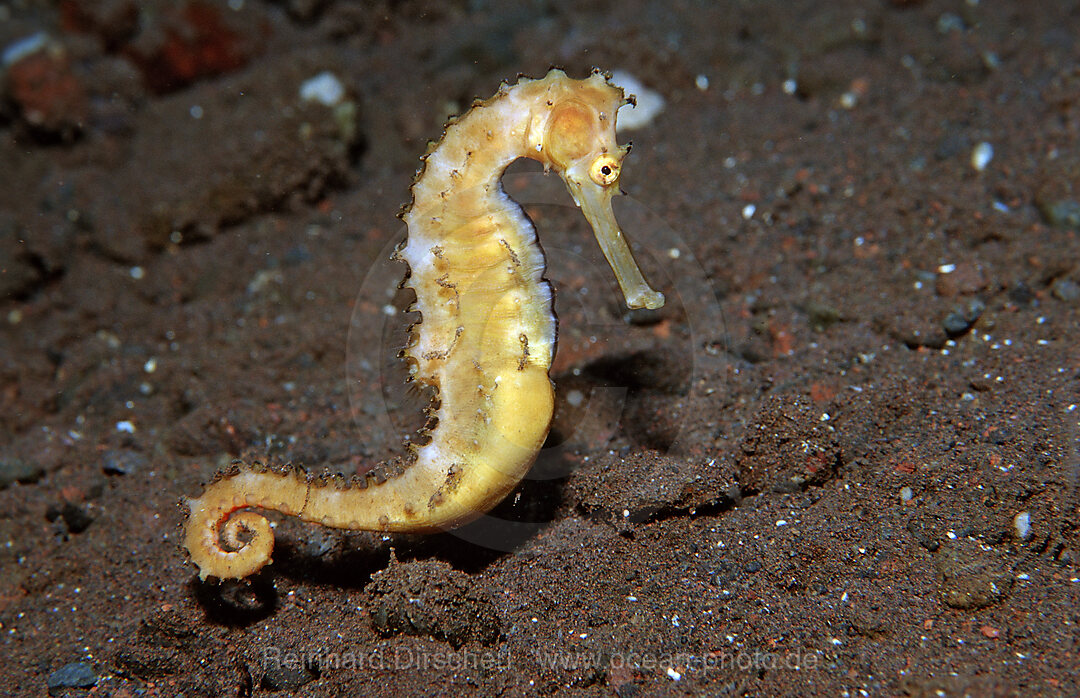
(182, 68, 665, 580)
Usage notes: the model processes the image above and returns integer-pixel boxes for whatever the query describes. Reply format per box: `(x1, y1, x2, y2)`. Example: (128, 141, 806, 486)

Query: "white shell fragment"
(971, 141, 994, 171)
(1013, 511, 1031, 540)
(299, 71, 346, 107)
(609, 70, 666, 131)
(2, 32, 48, 67)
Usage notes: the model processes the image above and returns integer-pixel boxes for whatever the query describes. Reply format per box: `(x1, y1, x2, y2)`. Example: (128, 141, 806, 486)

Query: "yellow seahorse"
(182, 68, 665, 580)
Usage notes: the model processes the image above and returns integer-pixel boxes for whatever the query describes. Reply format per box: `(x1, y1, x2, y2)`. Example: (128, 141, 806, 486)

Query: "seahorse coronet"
(181, 69, 666, 581)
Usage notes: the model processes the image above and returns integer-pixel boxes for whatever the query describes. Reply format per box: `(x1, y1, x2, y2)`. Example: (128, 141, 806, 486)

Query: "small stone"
(2, 32, 48, 66)
(299, 71, 345, 107)
(934, 262, 986, 297)
(1013, 512, 1031, 540)
(943, 311, 971, 335)
(101, 449, 146, 476)
(1051, 278, 1080, 302)
(0, 458, 44, 488)
(6, 44, 87, 140)
(805, 300, 841, 330)
(942, 298, 985, 335)
(47, 662, 97, 695)
(906, 517, 940, 551)
(962, 298, 986, 322)
(261, 662, 319, 692)
(970, 142, 994, 171)
(1036, 198, 1080, 229)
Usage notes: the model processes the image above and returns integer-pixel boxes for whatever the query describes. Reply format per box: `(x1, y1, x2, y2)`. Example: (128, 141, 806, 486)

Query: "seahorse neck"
(404, 87, 542, 229)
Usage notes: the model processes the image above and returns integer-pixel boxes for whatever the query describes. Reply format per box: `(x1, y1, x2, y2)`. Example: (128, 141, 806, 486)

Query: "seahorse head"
(528, 70, 627, 181)
(525, 69, 664, 310)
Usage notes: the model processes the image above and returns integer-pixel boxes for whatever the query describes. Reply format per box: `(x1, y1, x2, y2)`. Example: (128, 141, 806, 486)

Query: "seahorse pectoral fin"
(563, 173, 665, 310)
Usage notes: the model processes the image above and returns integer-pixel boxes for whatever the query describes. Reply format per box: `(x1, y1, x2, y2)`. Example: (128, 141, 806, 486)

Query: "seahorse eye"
(589, 155, 621, 185)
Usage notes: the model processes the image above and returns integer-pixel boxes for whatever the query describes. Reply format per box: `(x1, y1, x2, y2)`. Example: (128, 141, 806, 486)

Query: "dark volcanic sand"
(2, 1, 1079, 696)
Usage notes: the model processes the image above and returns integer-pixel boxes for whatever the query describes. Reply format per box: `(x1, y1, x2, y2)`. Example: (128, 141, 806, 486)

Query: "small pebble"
(47, 662, 97, 695)
(101, 449, 146, 476)
(1037, 199, 1080, 228)
(942, 312, 970, 335)
(1051, 278, 1080, 302)
(261, 663, 319, 692)
(971, 142, 994, 171)
(937, 13, 966, 34)
(2, 32, 47, 67)
(0, 458, 44, 488)
(299, 71, 345, 107)
(942, 298, 985, 335)
(899, 486, 914, 502)
(1013, 511, 1031, 540)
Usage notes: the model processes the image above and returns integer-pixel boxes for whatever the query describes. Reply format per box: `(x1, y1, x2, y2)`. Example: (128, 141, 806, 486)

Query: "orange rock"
(6, 48, 87, 139)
